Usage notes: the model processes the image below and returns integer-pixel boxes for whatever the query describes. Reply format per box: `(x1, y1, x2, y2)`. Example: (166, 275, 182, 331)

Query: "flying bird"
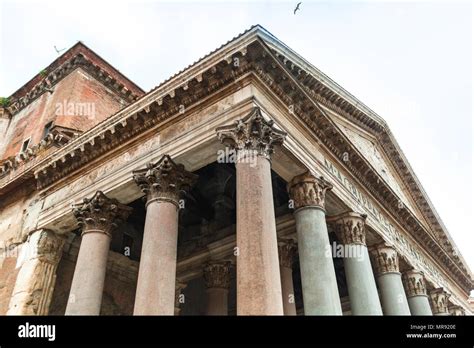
(54, 45, 66, 54)
(294, 2, 302, 15)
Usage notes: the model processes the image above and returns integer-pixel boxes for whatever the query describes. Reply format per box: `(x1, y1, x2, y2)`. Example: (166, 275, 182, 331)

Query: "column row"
(62, 107, 462, 316)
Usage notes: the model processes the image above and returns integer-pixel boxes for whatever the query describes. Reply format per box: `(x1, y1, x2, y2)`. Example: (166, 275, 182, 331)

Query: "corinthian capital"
(329, 212, 367, 246)
(402, 270, 428, 297)
(133, 154, 198, 206)
(369, 243, 400, 275)
(34, 230, 66, 265)
(449, 305, 465, 316)
(278, 239, 297, 268)
(72, 191, 132, 236)
(288, 172, 332, 211)
(215, 107, 287, 160)
(203, 261, 232, 290)
(429, 288, 451, 315)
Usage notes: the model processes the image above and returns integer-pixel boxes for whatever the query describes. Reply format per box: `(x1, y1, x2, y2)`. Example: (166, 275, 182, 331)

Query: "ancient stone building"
(0, 25, 472, 316)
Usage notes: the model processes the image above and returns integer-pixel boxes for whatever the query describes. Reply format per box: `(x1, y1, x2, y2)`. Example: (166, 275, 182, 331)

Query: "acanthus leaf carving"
(133, 154, 197, 206)
(72, 191, 132, 236)
(288, 171, 332, 210)
(216, 107, 287, 160)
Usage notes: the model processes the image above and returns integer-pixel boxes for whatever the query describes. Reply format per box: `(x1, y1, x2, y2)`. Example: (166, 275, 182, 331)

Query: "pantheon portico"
(0, 25, 471, 316)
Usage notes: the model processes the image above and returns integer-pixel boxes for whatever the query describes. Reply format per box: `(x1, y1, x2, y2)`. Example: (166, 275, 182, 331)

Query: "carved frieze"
(402, 270, 428, 297)
(133, 154, 198, 206)
(288, 172, 332, 210)
(216, 107, 287, 160)
(329, 212, 367, 246)
(72, 191, 132, 236)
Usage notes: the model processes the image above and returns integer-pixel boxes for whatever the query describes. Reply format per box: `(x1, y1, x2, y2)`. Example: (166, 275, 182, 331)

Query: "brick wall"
(1, 67, 127, 160)
(0, 250, 20, 314)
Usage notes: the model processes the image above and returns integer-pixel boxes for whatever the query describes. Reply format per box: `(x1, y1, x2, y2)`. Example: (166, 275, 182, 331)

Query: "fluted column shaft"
(133, 155, 197, 315)
(370, 243, 410, 315)
(66, 191, 131, 315)
(330, 212, 382, 315)
(203, 261, 232, 315)
(217, 107, 286, 315)
(278, 239, 297, 315)
(402, 270, 432, 315)
(8, 230, 65, 315)
(289, 173, 342, 315)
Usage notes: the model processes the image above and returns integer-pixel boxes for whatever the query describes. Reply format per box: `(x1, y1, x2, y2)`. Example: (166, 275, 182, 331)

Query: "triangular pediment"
(328, 112, 417, 215)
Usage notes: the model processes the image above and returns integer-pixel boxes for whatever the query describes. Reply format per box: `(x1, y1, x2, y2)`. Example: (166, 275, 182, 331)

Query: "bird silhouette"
(54, 45, 66, 54)
(294, 2, 302, 14)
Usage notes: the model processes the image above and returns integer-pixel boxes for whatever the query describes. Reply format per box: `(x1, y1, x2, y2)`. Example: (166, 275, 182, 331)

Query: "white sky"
(0, 0, 472, 280)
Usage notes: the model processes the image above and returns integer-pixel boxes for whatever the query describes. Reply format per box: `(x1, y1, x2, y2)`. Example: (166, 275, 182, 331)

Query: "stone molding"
(72, 191, 132, 236)
(402, 270, 428, 297)
(203, 261, 232, 290)
(216, 107, 287, 160)
(288, 171, 332, 211)
(133, 154, 198, 207)
(277, 238, 297, 268)
(329, 212, 367, 246)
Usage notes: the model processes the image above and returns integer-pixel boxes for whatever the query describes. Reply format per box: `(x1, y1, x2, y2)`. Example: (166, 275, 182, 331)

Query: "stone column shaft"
(402, 270, 432, 315)
(278, 239, 297, 315)
(370, 243, 410, 315)
(217, 107, 286, 315)
(7, 230, 65, 315)
(65, 191, 131, 315)
(235, 155, 283, 315)
(289, 172, 343, 315)
(132, 155, 197, 315)
(66, 231, 111, 315)
(330, 212, 382, 315)
(135, 200, 179, 315)
(204, 261, 231, 315)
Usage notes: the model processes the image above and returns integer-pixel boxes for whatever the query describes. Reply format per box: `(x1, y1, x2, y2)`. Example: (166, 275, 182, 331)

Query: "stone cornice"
(264, 37, 471, 287)
(5, 43, 143, 117)
(249, 39, 471, 292)
(1, 27, 471, 293)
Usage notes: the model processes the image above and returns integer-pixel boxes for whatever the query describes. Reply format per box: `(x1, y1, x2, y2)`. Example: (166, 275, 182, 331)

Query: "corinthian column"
(216, 107, 286, 315)
(203, 261, 232, 315)
(7, 230, 65, 315)
(288, 172, 342, 315)
(66, 191, 132, 315)
(278, 239, 297, 315)
(133, 155, 197, 315)
(370, 243, 410, 315)
(329, 212, 382, 315)
(429, 288, 451, 316)
(402, 270, 432, 315)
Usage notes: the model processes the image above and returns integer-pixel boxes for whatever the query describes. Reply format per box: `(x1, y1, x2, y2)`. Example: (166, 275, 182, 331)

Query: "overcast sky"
(0, 0, 472, 281)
